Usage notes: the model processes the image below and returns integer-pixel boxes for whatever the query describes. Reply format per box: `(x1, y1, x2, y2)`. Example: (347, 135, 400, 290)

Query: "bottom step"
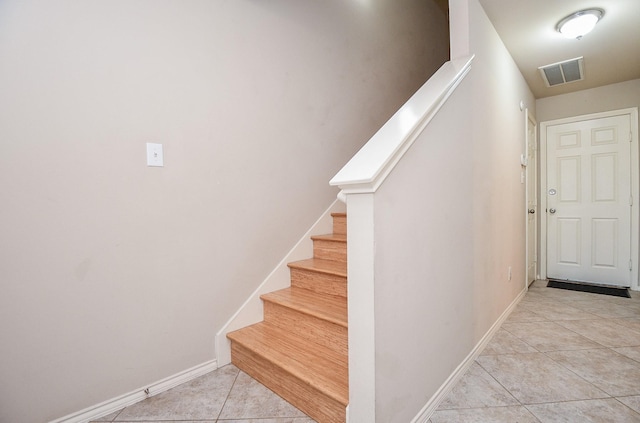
(228, 323, 347, 423)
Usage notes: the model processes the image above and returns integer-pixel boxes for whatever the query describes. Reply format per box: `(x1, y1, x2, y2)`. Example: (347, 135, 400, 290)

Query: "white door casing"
(526, 111, 538, 286)
(541, 109, 639, 289)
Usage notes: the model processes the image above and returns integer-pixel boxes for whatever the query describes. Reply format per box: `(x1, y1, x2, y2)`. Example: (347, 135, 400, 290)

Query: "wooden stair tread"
(262, 288, 347, 327)
(227, 322, 348, 405)
(331, 212, 346, 217)
(288, 258, 347, 277)
(310, 233, 346, 242)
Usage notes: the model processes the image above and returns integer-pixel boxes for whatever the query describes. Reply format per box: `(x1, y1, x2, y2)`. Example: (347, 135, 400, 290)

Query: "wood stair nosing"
(287, 258, 347, 278)
(261, 287, 347, 328)
(227, 322, 348, 404)
(310, 233, 347, 243)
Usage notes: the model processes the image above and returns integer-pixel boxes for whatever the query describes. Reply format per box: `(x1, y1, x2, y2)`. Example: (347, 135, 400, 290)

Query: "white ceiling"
(478, 0, 640, 98)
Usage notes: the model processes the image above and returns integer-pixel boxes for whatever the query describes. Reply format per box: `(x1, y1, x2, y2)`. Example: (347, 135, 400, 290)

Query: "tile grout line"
(612, 397, 640, 419)
(214, 366, 242, 423)
(476, 301, 543, 410)
(473, 358, 525, 408)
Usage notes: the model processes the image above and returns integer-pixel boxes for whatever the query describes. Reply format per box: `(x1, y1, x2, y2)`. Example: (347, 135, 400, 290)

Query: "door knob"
(549, 208, 556, 214)
(528, 209, 535, 214)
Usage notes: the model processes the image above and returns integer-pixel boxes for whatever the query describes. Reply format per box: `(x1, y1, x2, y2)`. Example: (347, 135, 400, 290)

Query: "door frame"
(540, 107, 640, 291)
(525, 109, 538, 288)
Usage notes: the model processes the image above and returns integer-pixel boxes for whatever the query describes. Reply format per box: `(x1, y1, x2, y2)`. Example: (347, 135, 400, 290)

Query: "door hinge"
(630, 132, 633, 143)
(630, 260, 633, 271)
(631, 196, 634, 206)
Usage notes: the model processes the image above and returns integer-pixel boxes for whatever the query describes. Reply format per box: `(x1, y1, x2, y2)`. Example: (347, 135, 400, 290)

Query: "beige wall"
(0, 1, 449, 421)
(371, 0, 535, 420)
(536, 79, 640, 122)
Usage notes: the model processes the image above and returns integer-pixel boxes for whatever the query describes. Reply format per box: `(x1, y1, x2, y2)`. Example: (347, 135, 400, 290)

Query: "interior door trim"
(525, 108, 538, 290)
(540, 107, 639, 291)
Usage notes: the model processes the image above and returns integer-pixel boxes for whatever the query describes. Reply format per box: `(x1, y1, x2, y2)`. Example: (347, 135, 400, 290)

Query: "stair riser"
(313, 239, 347, 263)
(332, 215, 346, 236)
(231, 342, 346, 423)
(263, 301, 348, 358)
(290, 267, 347, 298)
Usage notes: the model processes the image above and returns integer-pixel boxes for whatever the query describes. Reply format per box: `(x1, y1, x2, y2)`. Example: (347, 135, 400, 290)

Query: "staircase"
(227, 212, 348, 423)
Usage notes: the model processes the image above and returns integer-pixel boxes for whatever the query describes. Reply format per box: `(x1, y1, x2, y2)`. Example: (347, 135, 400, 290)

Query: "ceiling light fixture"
(557, 8, 604, 40)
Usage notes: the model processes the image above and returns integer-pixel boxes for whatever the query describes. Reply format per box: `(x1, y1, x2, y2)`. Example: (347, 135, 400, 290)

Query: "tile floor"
(90, 365, 316, 423)
(91, 280, 640, 423)
(430, 280, 640, 423)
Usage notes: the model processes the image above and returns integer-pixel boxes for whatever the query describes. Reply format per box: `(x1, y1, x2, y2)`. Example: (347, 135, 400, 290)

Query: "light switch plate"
(146, 143, 163, 167)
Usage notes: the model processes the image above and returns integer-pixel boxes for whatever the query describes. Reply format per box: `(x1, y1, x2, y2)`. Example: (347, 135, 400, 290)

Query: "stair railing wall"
(330, 56, 474, 422)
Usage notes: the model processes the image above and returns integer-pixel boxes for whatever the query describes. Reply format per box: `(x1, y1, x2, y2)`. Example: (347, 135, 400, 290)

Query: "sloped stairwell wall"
(0, 1, 449, 422)
(331, 0, 535, 421)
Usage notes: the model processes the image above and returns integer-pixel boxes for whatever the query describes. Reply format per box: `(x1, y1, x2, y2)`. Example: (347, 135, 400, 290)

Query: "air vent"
(538, 57, 584, 87)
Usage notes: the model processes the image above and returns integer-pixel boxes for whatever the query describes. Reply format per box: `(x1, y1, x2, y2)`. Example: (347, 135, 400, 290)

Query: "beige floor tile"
(628, 303, 640, 310)
(430, 406, 540, 423)
(501, 321, 602, 352)
(611, 318, 640, 334)
(519, 292, 553, 305)
(569, 301, 640, 319)
(555, 319, 640, 347)
(437, 362, 519, 409)
(585, 295, 640, 307)
(614, 347, 640, 363)
(115, 365, 239, 421)
(524, 283, 546, 292)
(506, 307, 548, 323)
(551, 291, 634, 304)
(481, 329, 538, 355)
(476, 353, 608, 404)
(618, 396, 640, 414)
(518, 300, 599, 320)
(430, 286, 640, 422)
(218, 371, 309, 420)
(526, 398, 640, 423)
(536, 287, 605, 303)
(545, 349, 640, 397)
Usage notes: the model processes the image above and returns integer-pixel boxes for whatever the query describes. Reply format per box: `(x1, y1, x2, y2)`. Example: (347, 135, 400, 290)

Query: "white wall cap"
(330, 55, 474, 194)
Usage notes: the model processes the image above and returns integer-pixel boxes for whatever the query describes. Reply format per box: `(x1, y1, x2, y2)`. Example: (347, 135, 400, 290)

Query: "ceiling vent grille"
(539, 57, 584, 87)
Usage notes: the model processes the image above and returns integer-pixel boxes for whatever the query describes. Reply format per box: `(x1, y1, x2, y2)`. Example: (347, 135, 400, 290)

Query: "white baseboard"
(410, 287, 528, 423)
(49, 359, 218, 423)
(215, 199, 345, 366)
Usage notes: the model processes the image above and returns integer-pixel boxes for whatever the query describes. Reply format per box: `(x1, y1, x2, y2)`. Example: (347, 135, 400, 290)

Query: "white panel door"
(546, 114, 631, 287)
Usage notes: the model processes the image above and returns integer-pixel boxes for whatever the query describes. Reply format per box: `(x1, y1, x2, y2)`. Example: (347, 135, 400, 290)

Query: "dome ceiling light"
(557, 8, 604, 40)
